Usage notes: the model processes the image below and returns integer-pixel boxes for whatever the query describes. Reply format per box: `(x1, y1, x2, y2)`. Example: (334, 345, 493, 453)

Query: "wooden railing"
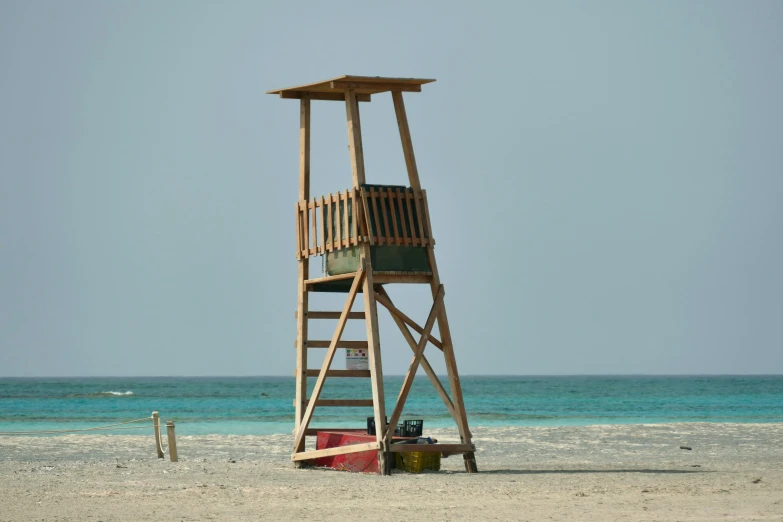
(295, 187, 434, 259)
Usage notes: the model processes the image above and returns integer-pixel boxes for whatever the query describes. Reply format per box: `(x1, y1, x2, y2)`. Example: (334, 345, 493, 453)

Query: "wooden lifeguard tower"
(267, 75, 477, 475)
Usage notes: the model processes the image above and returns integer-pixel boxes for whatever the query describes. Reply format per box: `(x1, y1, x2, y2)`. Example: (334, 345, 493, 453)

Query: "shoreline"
(2, 419, 783, 439)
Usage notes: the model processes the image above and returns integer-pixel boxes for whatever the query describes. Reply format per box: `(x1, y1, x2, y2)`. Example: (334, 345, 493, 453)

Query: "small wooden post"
(166, 421, 178, 462)
(152, 411, 164, 459)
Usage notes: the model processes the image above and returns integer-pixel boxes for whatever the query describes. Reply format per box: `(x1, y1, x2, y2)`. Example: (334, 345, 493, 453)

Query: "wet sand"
(1, 423, 782, 521)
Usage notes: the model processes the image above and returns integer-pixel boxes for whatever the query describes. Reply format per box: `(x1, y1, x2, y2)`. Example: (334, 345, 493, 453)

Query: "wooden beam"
(385, 286, 444, 439)
(295, 203, 302, 260)
(404, 190, 419, 246)
(297, 311, 365, 320)
(387, 188, 400, 245)
(280, 91, 371, 102)
(331, 81, 421, 93)
(388, 443, 475, 454)
(301, 399, 374, 407)
(291, 442, 379, 462)
(413, 191, 427, 247)
(342, 189, 350, 248)
(310, 196, 317, 256)
(303, 340, 369, 349)
(299, 98, 310, 201)
(326, 192, 334, 252)
(303, 428, 367, 436)
(375, 287, 456, 420)
(293, 96, 311, 460)
(345, 89, 366, 186)
(292, 268, 365, 453)
(305, 369, 371, 378)
(351, 188, 359, 246)
(301, 201, 310, 259)
(335, 191, 342, 249)
(362, 258, 389, 474)
(360, 188, 374, 246)
(379, 189, 391, 244)
(392, 91, 421, 190)
(346, 85, 385, 473)
(395, 188, 411, 246)
(424, 244, 477, 473)
(370, 188, 382, 245)
(374, 291, 444, 351)
(304, 272, 358, 286)
(373, 274, 432, 285)
(421, 190, 435, 246)
(318, 195, 326, 255)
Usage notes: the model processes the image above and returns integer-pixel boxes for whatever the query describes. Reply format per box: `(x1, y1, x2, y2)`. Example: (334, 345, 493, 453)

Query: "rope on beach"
(0, 416, 153, 436)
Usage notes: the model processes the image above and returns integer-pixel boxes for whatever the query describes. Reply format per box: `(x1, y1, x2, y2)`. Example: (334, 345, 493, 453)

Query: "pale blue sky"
(1, 1, 781, 376)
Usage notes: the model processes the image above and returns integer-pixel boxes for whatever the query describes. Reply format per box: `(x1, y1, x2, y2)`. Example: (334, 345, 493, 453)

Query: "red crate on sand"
(311, 430, 414, 473)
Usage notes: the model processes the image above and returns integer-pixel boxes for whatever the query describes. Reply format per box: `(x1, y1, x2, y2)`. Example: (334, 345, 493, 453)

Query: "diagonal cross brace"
(374, 291, 444, 351)
(385, 285, 445, 439)
(375, 287, 456, 421)
(292, 267, 366, 454)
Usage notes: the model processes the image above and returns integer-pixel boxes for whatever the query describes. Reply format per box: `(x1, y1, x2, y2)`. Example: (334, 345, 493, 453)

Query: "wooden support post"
(427, 247, 477, 473)
(345, 89, 366, 187)
(345, 88, 390, 475)
(392, 91, 420, 191)
(393, 93, 477, 472)
(362, 263, 389, 475)
(166, 421, 178, 463)
(294, 96, 311, 465)
(152, 411, 164, 459)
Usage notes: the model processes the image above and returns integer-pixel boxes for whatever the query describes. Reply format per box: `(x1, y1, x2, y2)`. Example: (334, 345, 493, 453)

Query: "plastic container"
(367, 417, 401, 436)
(399, 419, 423, 437)
(395, 451, 441, 473)
(366, 416, 385, 435)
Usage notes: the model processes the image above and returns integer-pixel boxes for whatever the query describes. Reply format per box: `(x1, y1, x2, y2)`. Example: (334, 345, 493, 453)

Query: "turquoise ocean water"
(1, 376, 782, 436)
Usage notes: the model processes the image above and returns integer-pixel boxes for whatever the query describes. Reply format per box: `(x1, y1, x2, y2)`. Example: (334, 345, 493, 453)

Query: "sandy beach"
(1, 423, 781, 521)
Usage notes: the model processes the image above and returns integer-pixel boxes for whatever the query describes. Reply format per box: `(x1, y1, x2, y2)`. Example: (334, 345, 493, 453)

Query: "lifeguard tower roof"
(266, 75, 435, 99)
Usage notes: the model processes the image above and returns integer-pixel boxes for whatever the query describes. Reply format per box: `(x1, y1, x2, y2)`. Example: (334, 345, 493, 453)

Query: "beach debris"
(691, 465, 701, 467)
(679, 446, 692, 450)
(752, 478, 762, 484)
(641, 489, 650, 493)
(229, 459, 236, 463)
(576, 492, 587, 497)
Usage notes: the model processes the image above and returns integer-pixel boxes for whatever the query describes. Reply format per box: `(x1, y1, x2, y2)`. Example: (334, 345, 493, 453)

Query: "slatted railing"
(295, 187, 434, 260)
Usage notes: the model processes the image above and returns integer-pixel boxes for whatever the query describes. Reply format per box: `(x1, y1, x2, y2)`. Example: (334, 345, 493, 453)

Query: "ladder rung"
(305, 370, 371, 378)
(296, 311, 365, 320)
(297, 399, 374, 407)
(300, 340, 369, 349)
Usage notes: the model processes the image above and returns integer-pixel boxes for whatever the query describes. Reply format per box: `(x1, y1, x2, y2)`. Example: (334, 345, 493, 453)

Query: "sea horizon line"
(2, 373, 782, 379)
